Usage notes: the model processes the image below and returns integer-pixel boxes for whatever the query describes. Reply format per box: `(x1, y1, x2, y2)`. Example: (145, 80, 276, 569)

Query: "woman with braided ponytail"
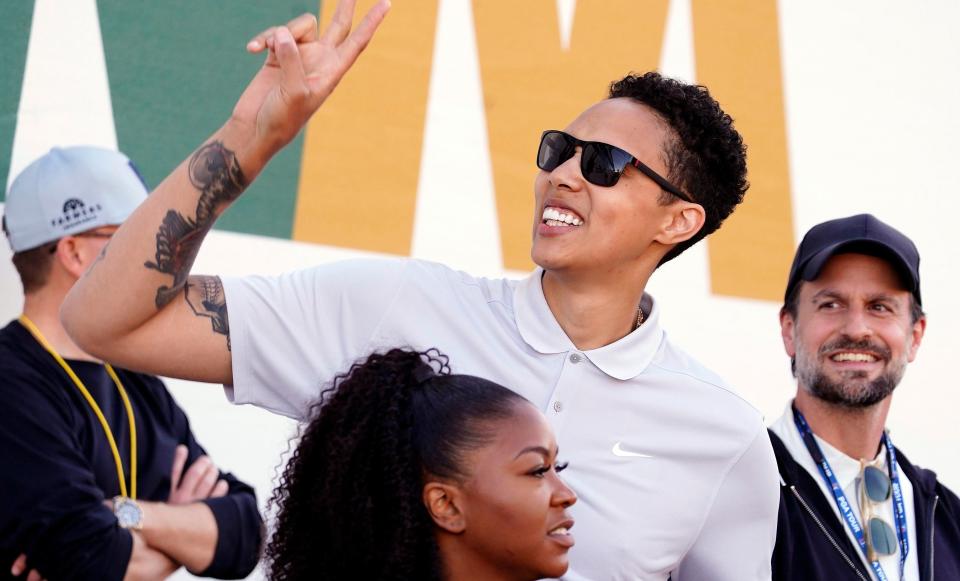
(265, 348, 576, 581)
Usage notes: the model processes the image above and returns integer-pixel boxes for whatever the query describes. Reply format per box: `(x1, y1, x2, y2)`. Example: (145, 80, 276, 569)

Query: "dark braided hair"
(608, 72, 749, 265)
(265, 348, 526, 580)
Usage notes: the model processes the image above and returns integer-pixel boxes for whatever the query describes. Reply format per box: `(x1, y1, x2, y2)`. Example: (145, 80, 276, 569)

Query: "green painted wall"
(99, 1, 315, 238)
(0, 1, 35, 196)
(2, 2, 318, 237)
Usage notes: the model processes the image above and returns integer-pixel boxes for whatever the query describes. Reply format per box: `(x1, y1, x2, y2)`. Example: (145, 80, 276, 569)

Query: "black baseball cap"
(784, 214, 921, 305)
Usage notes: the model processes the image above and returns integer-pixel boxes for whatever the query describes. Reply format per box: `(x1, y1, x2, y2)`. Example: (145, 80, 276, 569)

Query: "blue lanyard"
(792, 406, 908, 581)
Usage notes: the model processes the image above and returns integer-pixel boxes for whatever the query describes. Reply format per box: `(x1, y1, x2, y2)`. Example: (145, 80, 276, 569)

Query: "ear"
(780, 308, 797, 358)
(653, 203, 706, 246)
(906, 315, 926, 362)
(422, 481, 466, 534)
(53, 237, 88, 279)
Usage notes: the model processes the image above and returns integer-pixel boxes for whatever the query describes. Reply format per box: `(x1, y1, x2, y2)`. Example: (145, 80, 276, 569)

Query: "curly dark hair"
(608, 72, 749, 265)
(265, 348, 526, 581)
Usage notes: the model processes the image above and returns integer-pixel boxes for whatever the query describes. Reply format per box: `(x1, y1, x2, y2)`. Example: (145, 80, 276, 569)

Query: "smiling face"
(450, 402, 577, 580)
(781, 253, 925, 408)
(531, 98, 690, 275)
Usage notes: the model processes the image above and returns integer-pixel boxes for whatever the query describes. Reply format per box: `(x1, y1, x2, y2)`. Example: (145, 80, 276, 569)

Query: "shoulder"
(114, 368, 174, 403)
(223, 257, 408, 292)
(0, 321, 55, 388)
(223, 257, 513, 303)
(0, 328, 76, 422)
(896, 448, 960, 504)
(400, 259, 514, 304)
(651, 335, 763, 424)
(0, 320, 34, 364)
(641, 335, 774, 487)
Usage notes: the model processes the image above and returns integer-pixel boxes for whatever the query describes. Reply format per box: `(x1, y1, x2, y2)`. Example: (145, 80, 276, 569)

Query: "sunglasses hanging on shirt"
(860, 459, 899, 560)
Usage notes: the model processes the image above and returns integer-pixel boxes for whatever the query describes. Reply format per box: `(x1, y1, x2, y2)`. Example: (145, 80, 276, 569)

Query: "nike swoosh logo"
(612, 441, 654, 458)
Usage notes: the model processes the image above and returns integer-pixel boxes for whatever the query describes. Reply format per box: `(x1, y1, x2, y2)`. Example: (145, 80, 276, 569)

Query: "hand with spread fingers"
(232, 0, 391, 160)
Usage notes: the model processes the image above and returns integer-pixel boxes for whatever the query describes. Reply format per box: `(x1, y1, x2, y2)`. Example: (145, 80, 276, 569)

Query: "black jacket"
(0, 321, 263, 580)
(770, 430, 960, 580)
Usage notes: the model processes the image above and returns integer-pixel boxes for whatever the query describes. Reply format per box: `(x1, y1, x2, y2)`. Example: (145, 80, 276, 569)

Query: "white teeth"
(541, 207, 583, 226)
(831, 353, 878, 362)
(550, 527, 569, 535)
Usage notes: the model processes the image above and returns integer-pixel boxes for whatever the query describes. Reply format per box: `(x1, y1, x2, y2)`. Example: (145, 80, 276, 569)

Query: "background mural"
(3, 1, 958, 578)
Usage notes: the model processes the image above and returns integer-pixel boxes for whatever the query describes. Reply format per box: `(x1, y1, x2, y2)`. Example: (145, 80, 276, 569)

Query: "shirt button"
(553, 401, 563, 413)
(569, 353, 582, 364)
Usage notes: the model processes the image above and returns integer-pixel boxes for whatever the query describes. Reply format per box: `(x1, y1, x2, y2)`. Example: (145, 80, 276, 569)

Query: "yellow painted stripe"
(293, 0, 439, 254)
(473, 0, 671, 271)
(693, 0, 794, 301)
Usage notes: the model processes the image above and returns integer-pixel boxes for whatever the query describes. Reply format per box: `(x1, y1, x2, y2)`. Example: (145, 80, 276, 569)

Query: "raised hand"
(231, 0, 390, 158)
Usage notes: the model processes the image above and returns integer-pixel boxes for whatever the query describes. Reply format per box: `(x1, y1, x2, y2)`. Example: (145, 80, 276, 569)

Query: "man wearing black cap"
(769, 214, 960, 580)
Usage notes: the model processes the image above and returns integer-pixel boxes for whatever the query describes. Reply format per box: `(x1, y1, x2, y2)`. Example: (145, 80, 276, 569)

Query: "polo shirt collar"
(514, 268, 664, 380)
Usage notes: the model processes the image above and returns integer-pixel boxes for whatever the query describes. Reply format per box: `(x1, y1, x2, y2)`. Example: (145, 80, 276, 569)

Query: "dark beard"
(796, 338, 905, 409)
(801, 368, 902, 408)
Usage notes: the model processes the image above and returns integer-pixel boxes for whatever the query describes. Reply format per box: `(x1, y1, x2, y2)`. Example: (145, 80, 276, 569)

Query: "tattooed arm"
(61, 1, 390, 383)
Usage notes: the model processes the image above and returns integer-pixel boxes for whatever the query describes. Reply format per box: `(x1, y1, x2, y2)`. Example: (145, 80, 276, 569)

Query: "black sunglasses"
(536, 130, 693, 203)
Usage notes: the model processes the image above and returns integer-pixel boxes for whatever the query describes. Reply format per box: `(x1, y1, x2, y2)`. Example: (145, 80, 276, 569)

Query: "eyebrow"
(514, 445, 559, 460)
(810, 288, 842, 301)
(810, 288, 903, 304)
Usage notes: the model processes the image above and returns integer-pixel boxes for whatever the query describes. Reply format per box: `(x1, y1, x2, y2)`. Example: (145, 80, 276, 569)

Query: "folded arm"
(143, 394, 262, 578)
(124, 532, 180, 581)
(0, 368, 165, 580)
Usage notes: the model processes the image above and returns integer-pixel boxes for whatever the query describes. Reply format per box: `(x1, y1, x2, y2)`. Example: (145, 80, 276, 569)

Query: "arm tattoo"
(144, 141, 245, 309)
(184, 275, 231, 350)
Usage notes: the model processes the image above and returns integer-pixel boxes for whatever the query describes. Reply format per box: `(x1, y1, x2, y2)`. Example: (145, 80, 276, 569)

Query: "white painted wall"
(2, 0, 959, 578)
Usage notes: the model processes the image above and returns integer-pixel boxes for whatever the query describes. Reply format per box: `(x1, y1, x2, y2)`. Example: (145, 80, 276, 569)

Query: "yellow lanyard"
(19, 315, 137, 499)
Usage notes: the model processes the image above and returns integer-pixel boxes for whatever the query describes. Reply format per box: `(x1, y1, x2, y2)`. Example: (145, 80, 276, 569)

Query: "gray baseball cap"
(3, 146, 148, 252)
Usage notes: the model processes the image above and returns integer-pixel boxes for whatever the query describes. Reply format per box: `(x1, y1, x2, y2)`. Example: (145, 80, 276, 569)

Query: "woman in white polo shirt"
(265, 348, 577, 580)
(62, 4, 780, 578)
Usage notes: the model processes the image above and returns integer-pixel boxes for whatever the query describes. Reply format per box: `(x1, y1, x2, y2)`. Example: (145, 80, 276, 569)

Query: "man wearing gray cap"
(769, 214, 960, 580)
(0, 147, 262, 580)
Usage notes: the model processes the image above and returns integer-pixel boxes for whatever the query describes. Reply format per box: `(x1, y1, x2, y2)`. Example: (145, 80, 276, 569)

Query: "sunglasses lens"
(868, 517, 898, 556)
(864, 465, 892, 502)
(538, 132, 573, 172)
(581, 144, 617, 187)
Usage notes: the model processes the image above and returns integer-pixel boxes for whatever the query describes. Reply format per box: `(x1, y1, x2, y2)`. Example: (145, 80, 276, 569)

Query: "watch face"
(114, 497, 143, 529)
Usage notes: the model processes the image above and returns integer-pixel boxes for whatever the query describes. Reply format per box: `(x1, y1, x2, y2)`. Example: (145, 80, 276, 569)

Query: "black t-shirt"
(0, 320, 262, 580)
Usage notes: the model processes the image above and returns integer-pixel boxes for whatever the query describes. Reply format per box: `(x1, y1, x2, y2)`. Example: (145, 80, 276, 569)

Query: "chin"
(531, 248, 574, 272)
(537, 556, 570, 579)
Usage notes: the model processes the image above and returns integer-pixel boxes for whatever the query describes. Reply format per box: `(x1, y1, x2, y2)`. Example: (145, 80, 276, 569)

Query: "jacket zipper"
(790, 485, 870, 581)
(929, 495, 939, 581)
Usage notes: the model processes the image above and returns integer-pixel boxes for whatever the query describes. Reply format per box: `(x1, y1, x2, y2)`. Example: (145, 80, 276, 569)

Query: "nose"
(840, 308, 874, 339)
(551, 474, 578, 508)
(547, 148, 585, 192)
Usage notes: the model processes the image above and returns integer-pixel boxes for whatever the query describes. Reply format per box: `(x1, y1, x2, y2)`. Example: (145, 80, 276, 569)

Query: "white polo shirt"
(223, 258, 779, 580)
(770, 406, 920, 581)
